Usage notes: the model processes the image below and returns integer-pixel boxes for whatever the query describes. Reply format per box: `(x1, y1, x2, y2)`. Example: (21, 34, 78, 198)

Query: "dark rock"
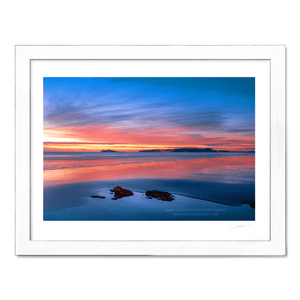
(112, 186, 134, 199)
(249, 202, 255, 209)
(145, 190, 174, 201)
(111, 197, 117, 200)
(90, 195, 106, 199)
(241, 200, 255, 209)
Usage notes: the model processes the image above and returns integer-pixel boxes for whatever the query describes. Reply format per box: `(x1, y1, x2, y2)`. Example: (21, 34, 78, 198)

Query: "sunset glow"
(44, 153, 254, 186)
(44, 77, 255, 153)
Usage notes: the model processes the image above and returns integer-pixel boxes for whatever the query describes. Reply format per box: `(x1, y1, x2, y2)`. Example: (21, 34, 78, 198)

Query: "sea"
(43, 152, 255, 221)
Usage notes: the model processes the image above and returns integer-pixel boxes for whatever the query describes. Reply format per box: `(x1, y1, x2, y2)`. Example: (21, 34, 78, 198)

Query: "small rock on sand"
(145, 190, 174, 201)
(113, 186, 134, 199)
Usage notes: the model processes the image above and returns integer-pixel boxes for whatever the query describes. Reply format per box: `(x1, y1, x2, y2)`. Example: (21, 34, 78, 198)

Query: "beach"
(44, 152, 255, 221)
(44, 185, 254, 221)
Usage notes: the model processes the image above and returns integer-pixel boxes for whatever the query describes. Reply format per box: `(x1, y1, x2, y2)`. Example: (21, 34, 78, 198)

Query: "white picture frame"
(15, 45, 286, 255)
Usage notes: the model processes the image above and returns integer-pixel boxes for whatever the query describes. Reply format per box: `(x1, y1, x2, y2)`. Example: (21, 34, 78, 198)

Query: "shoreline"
(44, 178, 255, 208)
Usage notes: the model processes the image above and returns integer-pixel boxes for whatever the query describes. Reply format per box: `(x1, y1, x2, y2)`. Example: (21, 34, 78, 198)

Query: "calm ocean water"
(43, 152, 255, 220)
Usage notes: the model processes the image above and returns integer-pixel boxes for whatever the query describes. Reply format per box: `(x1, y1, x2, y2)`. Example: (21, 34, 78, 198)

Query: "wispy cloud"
(44, 77, 255, 151)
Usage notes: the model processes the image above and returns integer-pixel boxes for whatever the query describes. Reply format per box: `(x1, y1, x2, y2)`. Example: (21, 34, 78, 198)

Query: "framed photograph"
(15, 45, 286, 255)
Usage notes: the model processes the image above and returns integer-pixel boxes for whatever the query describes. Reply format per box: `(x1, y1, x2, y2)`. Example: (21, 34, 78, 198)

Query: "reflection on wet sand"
(43, 153, 255, 220)
(44, 153, 254, 186)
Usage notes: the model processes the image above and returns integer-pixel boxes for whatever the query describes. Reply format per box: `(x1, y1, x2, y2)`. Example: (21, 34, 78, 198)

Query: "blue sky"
(43, 77, 255, 152)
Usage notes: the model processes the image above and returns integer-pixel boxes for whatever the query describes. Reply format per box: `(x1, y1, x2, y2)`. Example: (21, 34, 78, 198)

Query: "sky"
(43, 77, 255, 152)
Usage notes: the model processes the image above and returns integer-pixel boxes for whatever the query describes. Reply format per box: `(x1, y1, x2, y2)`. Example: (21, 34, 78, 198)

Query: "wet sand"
(44, 186, 254, 221)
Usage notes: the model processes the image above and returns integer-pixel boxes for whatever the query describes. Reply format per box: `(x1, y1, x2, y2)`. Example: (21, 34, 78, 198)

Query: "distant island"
(139, 147, 254, 153)
(101, 149, 119, 152)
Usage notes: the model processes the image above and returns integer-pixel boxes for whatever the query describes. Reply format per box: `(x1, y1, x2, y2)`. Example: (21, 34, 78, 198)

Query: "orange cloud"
(44, 125, 254, 152)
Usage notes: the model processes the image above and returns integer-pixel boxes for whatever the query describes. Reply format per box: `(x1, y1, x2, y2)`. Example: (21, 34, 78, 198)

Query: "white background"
(31, 59, 270, 241)
(0, 1, 297, 300)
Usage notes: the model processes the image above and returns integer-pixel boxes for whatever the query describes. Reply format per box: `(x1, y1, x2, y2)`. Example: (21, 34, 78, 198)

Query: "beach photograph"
(43, 77, 255, 221)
